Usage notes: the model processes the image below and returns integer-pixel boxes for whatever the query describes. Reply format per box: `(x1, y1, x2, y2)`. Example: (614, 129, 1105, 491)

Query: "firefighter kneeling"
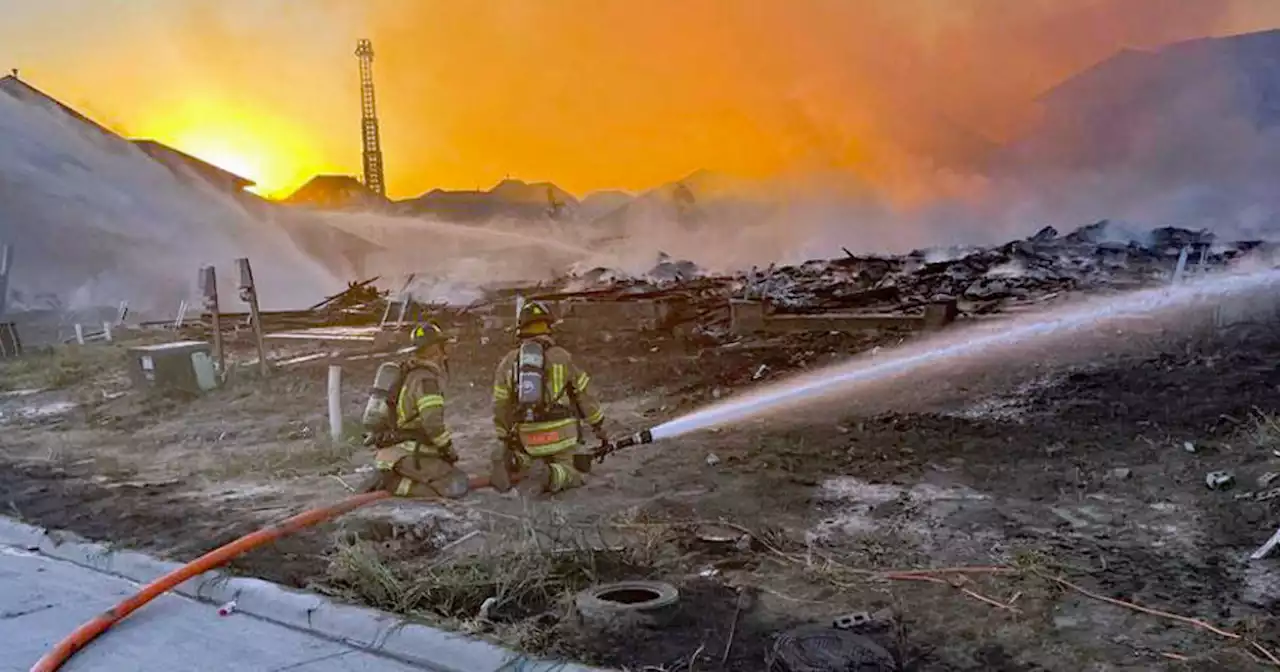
(491, 301, 608, 494)
(359, 321, 469, 499)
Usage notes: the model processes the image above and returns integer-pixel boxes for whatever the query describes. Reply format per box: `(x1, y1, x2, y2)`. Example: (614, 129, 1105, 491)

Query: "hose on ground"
(30, 473, 501, 672)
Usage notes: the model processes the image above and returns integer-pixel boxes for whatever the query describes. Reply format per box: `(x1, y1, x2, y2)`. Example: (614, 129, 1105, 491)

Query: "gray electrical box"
(127, 341, 218, 394)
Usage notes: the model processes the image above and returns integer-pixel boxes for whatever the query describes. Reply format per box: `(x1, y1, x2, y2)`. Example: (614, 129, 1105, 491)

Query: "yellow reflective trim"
(430, 431, 453, 447)
(375, 459, 396, 471)
(585, 409, 604, 425)
(548, 364, 565, 400)
(396, 387, 414, 422)
(520, 417, 577, 433)
(575, 373, 589, 390)
(416, 395, 444, 411)
(394, 477, 414, 496)
(548, 463, 571, 492)
(493, 386, 510, 400)
(526, 440, 577, 457)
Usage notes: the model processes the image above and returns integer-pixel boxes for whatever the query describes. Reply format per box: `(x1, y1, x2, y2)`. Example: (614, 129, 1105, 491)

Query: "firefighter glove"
(591, 422, 610, 443)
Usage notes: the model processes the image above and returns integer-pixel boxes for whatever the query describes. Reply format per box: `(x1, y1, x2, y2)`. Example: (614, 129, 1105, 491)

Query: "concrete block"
(923, 299, 959, 330)
(728, 300, 766, 334)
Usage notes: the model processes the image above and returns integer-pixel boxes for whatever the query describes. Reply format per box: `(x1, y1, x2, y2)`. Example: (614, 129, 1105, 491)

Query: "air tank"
(361, 361, 402, 429)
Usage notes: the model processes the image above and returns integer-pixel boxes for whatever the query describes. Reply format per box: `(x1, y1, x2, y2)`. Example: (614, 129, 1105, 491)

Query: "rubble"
(1205, 471, 1235, 490)
(120, 220, 1274, 348)
(480, 221, 1275, 336)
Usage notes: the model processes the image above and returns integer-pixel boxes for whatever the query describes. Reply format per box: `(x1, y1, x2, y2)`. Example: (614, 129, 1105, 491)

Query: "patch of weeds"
(0, 345, 128, 392)
(324, 521, 673, 652)
(1240, 410, 1280, 452)
(206, 432, 363, 481)
(278, 434, 363, 477)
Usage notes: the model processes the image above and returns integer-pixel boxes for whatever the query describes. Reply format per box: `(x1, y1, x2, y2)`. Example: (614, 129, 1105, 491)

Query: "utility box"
(127, 341, 218, 394)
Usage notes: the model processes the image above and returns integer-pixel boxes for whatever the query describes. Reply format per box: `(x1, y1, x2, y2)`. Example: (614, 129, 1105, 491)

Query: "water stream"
(648, 267, 1280, 441)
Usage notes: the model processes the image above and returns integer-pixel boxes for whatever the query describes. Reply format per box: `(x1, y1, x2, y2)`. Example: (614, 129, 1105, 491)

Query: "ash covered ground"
(3, 223, 1280, 671)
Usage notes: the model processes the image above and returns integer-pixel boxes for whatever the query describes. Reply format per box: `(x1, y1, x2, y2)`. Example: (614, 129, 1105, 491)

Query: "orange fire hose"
(31, 474, 499, 672)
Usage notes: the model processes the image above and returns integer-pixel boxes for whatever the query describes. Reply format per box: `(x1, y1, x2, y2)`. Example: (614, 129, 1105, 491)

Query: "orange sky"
(3, 0, 1279, 199)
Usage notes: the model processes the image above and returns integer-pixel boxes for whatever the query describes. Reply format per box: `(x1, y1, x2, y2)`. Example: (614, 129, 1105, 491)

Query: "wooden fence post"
(236, 258, 270, 377)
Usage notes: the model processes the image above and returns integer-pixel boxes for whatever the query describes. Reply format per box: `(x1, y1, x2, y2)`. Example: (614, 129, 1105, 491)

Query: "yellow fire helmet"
(409, 321, 448, 350)
(517, 300, 555, 336)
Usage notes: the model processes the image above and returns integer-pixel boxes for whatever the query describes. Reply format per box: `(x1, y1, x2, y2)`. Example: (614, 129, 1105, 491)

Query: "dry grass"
(1241, 410, 1280, 452)
(324, 510, 675, 651)
(202, 431, 363, 481)
(0, 343, 129, 392)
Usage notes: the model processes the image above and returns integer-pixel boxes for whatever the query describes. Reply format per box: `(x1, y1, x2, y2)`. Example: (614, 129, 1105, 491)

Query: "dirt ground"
(2, 309, 1279, 671)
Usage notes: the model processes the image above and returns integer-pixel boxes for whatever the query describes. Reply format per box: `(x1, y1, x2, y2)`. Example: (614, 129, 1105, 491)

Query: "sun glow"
(128, 94, 344, 198)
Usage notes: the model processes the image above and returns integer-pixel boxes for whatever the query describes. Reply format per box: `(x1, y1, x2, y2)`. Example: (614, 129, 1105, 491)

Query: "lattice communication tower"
(355, 39, 385, 197)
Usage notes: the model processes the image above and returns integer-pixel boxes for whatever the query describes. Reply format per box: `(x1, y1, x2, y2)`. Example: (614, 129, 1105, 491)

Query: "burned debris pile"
(105, 220, 1271, 349)
(492, 221, 1270, 330)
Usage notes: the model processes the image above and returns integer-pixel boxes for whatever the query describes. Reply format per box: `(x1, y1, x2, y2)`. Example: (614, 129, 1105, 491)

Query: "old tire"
(769, 624, 898, 672)
(575, 581, 680, 632)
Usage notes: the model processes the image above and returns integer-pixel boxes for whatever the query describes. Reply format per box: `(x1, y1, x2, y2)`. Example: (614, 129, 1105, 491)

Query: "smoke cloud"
(365, 0, 1274, 196)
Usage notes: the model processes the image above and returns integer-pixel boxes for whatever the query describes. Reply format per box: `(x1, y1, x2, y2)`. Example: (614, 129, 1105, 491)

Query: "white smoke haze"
(0, 91, 343, 315)
(312, 212, 599, 303)
(0, 90, 608, 314)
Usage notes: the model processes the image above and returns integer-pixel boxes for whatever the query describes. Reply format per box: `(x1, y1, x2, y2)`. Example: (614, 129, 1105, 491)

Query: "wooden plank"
(762, 313, 925, 333)
(1251, 526, 1280, 561)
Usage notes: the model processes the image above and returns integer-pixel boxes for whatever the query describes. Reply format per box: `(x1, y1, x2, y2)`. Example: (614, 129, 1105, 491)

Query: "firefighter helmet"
(517, 301, 555, 336)
(409, 321, 448, 350)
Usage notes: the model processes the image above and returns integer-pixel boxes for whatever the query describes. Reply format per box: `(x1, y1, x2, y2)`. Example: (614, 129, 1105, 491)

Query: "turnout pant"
(489, 444, 585, 495)
(373, 446, 468, 498)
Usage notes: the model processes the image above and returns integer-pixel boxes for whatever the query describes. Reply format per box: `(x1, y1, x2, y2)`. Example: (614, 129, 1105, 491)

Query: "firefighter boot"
(516, 460, 553, 498)
(489, 444, 517, 493)
(357, 470, 389, 494)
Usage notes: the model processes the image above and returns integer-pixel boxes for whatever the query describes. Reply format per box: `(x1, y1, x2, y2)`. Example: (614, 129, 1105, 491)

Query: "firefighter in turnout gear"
(491, 301, 608, 494)
(361, 321, 469, 499)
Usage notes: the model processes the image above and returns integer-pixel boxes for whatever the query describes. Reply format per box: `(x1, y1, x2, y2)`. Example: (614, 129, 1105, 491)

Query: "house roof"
(132, 139, 254, 189)
(3, 75, 254, 192)
(282, 174, 386, 207)
(0, 74, 121, 140)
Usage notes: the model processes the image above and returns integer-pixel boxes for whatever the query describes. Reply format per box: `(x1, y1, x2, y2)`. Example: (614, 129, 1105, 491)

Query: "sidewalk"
(1, 516, 602, 672)
(2, 545, 435, 671)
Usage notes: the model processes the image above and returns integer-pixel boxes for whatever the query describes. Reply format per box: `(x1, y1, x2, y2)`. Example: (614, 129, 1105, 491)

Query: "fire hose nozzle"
(595, 428, 654, 462)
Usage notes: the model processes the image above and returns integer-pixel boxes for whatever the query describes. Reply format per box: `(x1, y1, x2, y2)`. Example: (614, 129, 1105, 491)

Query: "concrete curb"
(0, 516, 606, 672)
